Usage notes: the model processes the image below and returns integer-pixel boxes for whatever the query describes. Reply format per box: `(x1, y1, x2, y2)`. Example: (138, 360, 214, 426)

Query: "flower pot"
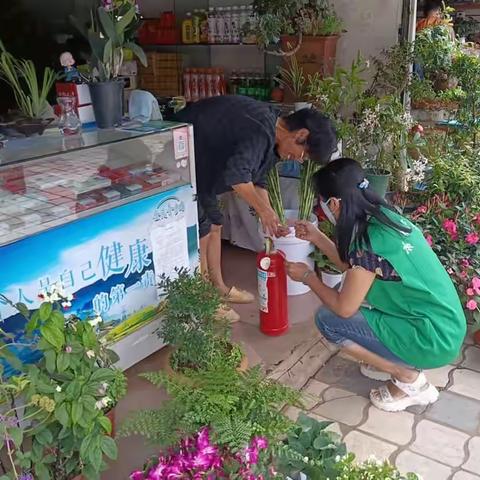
(280, 35, 339, 78)
(320, 270, 344, 290)
(365, 169, 391, 199)
(89, 81, 124, 129)
(265, 209, 318, 296)
(162, 344, 249, 379)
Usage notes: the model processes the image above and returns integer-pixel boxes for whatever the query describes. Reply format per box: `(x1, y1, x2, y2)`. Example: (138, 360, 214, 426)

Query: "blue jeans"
(315, 308, 406, 365)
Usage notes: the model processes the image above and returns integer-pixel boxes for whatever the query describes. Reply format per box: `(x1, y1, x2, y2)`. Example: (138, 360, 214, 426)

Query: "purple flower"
(19, 474, 34, 480)
(251, 437, 268, 450)
(102, 0, 113, 11)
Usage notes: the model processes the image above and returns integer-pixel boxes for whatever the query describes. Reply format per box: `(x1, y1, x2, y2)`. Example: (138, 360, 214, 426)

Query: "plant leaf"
(39, 303, 53, 321)
(100, 435, 118, 460)
(71, 402, 83, 425)
(55, 402, 69, 427)
(98, 415, 112, 434)
(40, 323, 65, 350)
(98, 7, 118, 43)
(125, 42, 147, 67)
(9, 426, 23, 448)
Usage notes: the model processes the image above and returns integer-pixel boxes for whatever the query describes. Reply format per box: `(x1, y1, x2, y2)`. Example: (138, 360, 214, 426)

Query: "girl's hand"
(295, 221, 322, 243)
(285, 261, 314, 283)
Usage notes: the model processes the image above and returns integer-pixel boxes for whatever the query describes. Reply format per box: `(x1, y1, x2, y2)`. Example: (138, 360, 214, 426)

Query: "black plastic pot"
(89, 81, 124, 129)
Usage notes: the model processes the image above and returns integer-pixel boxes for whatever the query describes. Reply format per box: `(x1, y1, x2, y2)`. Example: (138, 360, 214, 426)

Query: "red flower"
(466, 232, 480, 245)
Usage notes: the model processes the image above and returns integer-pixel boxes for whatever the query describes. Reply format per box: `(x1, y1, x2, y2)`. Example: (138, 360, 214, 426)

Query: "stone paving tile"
(395, 451, 452, 480)
(464, 436, 480, 474)
(284, 406, 302, 422)
(323, 387, 358, 401)
(359, 406, 415, 445)
(314, 356, 382, 398)
(425, 391, 480, 435)
(312, 395, 369, 426)
(343, 431, 397, 463)
(453, 472, 480, 480)
(450, 369, 480, 401)
(462, 346, 480, 372)
(426, 365, 455, 388)
(301, 379, 329, 410)
(411, 419, 469, 467)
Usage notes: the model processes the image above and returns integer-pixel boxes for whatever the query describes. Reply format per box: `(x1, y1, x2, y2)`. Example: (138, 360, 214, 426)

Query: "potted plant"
(0, 284, 123, 480)
(130, 427, 273, 479)
(156, 269, 247, 376)
(276, 55, 310, 109)
(253, 0, 343, 77)
(72, 0, 146, 129)
(119, 363, 300, 452)
(0, 41, 57, 136)
(310, 248, 343, 289)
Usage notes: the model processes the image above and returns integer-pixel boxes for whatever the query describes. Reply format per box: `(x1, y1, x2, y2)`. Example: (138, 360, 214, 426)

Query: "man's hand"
(259, 207, 280, 237)
(286, 261, 314, 283)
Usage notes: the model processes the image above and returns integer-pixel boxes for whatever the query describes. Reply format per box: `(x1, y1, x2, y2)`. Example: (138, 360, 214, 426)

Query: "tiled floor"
(105, 245, 480, 480)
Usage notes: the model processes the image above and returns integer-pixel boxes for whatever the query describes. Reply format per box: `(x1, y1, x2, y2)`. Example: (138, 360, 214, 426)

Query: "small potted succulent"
(0, 41, 57, 136)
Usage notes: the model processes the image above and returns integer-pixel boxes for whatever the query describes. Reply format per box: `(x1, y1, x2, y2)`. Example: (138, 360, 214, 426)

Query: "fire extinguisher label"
(257, 269, 268, 313)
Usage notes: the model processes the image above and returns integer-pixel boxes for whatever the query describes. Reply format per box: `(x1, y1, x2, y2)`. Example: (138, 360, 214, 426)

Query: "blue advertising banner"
(0, 184, 198, 375)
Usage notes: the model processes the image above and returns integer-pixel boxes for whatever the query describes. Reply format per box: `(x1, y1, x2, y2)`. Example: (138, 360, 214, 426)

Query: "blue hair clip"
(358, 178, 369, 190)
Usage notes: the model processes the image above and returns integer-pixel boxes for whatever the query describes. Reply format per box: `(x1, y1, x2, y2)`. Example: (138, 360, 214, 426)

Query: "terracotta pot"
(474, 329, 480, 345)
(162, 344, 248, 380)
(280, 34, 339, 78)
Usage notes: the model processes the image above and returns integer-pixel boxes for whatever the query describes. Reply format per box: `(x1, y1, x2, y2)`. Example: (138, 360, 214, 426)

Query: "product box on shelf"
(55, 82, 96, 126)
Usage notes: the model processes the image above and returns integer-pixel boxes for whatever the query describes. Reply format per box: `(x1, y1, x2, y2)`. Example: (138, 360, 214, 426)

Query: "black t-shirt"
(174, 95, 280, 195)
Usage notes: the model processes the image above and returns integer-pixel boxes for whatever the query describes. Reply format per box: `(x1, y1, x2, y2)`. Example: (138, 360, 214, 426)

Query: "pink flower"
(130, 473, 144, 480)
(474, 213, 480, 225)
(466, 299, 478, 311)
(65, 346, 72, 353)
(416, 205, 428, 215)
(461, 270, 468, 279)
(461, 259, 471, 269)
(466, 232, 480, 245)
(425, 234, 433, 247)
(467, 288, 475, 296)
(443, 219, 458, 240)
(471, 277, 480, 295)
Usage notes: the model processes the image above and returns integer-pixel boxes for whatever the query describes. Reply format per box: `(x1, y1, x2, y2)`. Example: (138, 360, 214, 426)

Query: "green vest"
(359, 209, 466, 369)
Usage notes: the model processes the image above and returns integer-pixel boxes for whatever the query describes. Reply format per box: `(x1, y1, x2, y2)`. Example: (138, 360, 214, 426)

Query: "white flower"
(56, 386, 62, 392)
(89, 316, 102, 327)
(95, 396, 112, 410)
(86, 350, 95, 359)
(98, 382, 109, 395)
(61, 301, 72, 309)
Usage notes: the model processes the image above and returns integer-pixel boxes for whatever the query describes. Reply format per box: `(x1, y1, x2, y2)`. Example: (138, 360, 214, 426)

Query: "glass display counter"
(0, 123, 199, 372)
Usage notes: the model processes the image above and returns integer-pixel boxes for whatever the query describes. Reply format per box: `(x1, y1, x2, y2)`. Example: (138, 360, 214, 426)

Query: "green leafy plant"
(253, 0, 343, 51)
(274, 412, 346, 479)
(156, 269, 241, 373)
(119, 364, 300, 452)
(267, 165, 286, 224)
(277, 55, 307, 101)
(0, 285, 122, 480)
(298, 159, 320, 221)
(335, 454, 419, 479)
(72, 1, 146, 82)
(0, 41, 57, 119)
(310, 248, 342, 275)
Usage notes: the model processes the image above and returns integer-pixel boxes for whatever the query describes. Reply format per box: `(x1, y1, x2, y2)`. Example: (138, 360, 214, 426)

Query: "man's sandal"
(370, 372, 439, 412)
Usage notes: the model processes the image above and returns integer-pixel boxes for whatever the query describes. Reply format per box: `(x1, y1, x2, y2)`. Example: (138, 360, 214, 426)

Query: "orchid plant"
(130, 427, 277, 479)
(410, 194, 480, 328)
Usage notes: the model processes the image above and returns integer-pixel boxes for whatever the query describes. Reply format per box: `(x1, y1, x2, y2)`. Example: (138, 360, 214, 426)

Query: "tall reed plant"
(0, 41, 57, 118)
(298, 159, 320, 220)
(267, 164, 286, 224)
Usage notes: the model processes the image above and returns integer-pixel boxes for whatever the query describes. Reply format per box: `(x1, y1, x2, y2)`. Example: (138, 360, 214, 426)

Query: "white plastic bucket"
(259, 209, 318, 296)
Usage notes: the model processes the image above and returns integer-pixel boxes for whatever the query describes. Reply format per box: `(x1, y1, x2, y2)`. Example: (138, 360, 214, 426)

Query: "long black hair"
(423, 0, 442, 16)
(312, 158, 411, 262)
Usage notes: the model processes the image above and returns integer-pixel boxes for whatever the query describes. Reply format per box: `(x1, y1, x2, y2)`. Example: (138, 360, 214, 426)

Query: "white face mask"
(320, 199, 337, 225)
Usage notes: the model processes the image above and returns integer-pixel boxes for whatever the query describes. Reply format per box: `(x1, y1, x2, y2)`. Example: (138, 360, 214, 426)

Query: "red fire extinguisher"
(257, 239, 289, 336)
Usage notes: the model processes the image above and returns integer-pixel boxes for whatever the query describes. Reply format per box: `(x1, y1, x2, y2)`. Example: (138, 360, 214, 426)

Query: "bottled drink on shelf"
(231, 5, 241, 44)
(216, 7, 225, 44)
(207, 7, 217, 44)
(190, 68, 200, 102)
(223, 6, 232, 43)
(182, 12, 194, 44)
(183, 68, 192, 102)
(192, 9, 201, 43)
(198, 68, 207, 99)
(229, 70, 239, 95)
(199, 9, 209, 43)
